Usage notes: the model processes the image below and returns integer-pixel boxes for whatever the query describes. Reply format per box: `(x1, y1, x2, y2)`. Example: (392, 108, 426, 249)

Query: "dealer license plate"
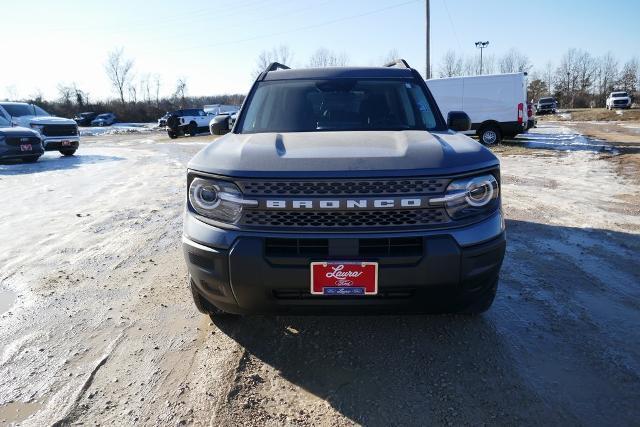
(20, 144, 32, 151)
(310, 262, 378, 295)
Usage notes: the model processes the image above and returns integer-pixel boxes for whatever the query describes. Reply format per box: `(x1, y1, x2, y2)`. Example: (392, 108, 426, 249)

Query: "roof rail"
(265, 62, 291, 72)
(383, 59, 411, 69)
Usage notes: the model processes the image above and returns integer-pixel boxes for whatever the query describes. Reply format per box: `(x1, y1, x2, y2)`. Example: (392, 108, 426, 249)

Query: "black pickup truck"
(182, 60, 506, 316)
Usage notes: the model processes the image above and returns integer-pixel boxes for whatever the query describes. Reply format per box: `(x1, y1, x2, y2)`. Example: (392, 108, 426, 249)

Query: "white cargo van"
(427, 73, 528, 144)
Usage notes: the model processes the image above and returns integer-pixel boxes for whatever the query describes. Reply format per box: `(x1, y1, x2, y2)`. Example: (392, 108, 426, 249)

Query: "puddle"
(0, 401, 42, 424)
(0, 289, 17, 315)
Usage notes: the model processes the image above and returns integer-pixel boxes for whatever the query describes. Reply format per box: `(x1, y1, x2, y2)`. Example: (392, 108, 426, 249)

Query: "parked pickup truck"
(606, 91, 632, 110)
(183, 60, 506, 317)
(0, 102, 79, 156)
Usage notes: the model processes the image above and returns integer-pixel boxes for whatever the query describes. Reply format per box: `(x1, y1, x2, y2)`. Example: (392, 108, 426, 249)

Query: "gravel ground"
(0, 124, 639, 426)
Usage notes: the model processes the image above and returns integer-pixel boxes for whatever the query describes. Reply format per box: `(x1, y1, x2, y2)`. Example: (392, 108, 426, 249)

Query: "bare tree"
(308, 48, 349, 68)
(153, 74, 161, 108)
(595, 52, 618, 105)
(5, 85, 18, 101)
(173, 78, 187, 105)
(381, 48, 400, 65)
(253, 45, 294, 77)
(544, 61, 554, 95)
(105, 48, 134, 104)
(56, 83, 73, 105)
(499, 48, 531, 73)
(438, 50, 463, 77)
(617, 58, 639, 93)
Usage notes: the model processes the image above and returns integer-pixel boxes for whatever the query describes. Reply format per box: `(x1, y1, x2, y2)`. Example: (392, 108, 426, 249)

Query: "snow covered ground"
(79, 122, 159, 136)
(0, 125, 639, 425)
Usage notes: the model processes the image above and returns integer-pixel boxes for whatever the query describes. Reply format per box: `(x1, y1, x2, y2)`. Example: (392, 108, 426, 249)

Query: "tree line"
(7, 45, 638, 122)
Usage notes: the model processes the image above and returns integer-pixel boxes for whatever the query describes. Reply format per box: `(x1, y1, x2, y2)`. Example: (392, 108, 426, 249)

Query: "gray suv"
(183, 60, 506, 316)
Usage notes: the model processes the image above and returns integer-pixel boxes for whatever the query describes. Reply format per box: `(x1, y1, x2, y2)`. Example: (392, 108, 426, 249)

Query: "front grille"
(5, 136, 40, 146)
(241, 208, 447, 229)
(42, 124, 78, 137)
(238, 178, 448, 196)
(264, 237, 423, 257)
(613, 100, 627, 105)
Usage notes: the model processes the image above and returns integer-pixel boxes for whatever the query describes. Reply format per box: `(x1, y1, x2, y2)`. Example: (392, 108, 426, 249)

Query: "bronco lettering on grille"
(263, 198, 425, 209)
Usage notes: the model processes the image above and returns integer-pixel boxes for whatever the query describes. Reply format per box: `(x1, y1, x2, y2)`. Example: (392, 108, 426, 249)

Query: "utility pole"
(475, 41, 489, 75)
(425, 0, 430, 79)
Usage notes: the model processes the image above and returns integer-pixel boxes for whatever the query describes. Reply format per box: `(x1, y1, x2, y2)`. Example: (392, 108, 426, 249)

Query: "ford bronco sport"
(183, 60, 506, 316)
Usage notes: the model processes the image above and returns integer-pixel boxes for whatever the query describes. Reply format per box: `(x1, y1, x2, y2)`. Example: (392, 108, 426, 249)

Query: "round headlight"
(189, 179, 221, 211)
(465, 176, 496, 207)
(188, 177, 244, 224)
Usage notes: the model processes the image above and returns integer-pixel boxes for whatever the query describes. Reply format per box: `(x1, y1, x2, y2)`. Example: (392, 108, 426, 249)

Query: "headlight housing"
(188, 177, 255, 224)
(438, 173, 500, 219)
(30, 124, 45, 134)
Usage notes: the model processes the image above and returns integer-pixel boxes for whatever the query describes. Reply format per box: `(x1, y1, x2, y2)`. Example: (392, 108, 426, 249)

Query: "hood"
(188, 130, 499, 178)
(13, 115, 77, 127)
(0, 126, 41, 138)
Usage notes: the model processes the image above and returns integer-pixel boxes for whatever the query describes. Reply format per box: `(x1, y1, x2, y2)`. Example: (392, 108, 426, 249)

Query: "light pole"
(425, 0, 431, 79)
(475, 41, 489, 74)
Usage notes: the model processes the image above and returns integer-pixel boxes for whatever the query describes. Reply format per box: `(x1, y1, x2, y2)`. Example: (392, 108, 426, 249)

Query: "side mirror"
(210, 115, 231, 135)
(447, 111, 471, 132)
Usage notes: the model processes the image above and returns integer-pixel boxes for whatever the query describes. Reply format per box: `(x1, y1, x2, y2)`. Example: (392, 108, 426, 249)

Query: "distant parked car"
(91, 113, 117, 126)
(73, 112, 98, 126)
(536, 97, 557, 115)
(0, 102, 79, 156)
(0, 112, 44, 163)
(166, 109, 213, 139)
(158, 112, 170, 127)
(606, 91, 632, 110)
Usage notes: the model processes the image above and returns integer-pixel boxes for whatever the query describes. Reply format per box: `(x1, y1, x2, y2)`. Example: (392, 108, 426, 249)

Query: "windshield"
(0, 115, 10, 127)
(539, 98, 554, 103)
(1, 104, 35, 117)
(612, 92, 628, 97)
(238, 78, 440, 133)
(96, 114, 110, 118)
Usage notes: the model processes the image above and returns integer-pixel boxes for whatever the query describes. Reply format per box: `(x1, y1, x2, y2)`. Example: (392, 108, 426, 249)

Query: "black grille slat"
(265, 238, 329, 256)
(42, 124, 78, 137)
(242, 209, 447, 229)
(238, 179, 447, 196)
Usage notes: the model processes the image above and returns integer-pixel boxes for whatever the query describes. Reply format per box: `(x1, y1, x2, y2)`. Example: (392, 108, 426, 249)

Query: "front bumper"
(0, 144, 44, 160)
(42, 137, 80, 151)
(183, 210, 506, 314)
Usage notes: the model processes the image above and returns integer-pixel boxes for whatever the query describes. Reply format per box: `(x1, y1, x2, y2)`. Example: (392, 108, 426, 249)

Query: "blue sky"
(2, 0, 639, 101)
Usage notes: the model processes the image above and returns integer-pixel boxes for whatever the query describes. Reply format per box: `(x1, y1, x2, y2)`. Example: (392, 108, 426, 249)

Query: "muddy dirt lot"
(1, 124, 639, 426)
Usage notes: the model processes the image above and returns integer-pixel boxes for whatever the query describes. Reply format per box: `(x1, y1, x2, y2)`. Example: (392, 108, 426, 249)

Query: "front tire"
(60, 149, 76, 156)
(167, 130, 178, 139)
(479, 125, 501, 145)
(188, 122, 198, 136)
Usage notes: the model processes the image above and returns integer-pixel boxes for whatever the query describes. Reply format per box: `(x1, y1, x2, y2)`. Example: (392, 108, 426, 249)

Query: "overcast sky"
(2, 0, 639, 101)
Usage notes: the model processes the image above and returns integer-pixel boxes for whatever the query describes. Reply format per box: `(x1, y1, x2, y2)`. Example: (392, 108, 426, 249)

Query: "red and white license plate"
(311, 262, 378, 296)
(61, 140, 72, 146)
(20, 144, 32, 152)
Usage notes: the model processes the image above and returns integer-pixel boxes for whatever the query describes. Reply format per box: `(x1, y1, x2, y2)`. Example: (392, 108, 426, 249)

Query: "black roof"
(262, 66, 414, 81)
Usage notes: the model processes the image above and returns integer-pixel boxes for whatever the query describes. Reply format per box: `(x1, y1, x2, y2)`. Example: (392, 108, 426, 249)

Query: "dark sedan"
(74, 112, 98, 126)
(0, 115, 44, 162)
